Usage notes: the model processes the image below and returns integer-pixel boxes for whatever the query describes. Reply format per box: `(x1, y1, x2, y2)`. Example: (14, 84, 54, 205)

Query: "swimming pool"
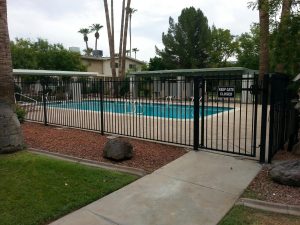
(49, 100, 231, 119)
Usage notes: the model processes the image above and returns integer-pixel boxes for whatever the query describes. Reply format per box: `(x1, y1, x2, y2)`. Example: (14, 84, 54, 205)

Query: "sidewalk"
(50, 150, 261, 225)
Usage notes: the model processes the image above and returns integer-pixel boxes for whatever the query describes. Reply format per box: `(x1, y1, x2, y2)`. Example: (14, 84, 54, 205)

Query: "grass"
(241, 189, 262, 200)
(0, 151, 137, 225)
(219, 205, 300, 225)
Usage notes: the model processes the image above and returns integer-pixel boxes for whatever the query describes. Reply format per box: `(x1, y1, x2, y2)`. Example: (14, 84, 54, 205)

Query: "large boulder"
(270, 160, 300, 187)
(103, 138, 133, 161)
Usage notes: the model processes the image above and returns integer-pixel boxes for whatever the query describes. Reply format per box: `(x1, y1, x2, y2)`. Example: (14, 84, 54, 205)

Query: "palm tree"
(258, 0, 269, 80)
(132, 48, 139, 59)
(90, 24, 103, 51)
(128, 8, 137, 57)
(121, 0, 132, 79)
(0, 0, 23, 153)
(118, 0, 126, 77)
(78, 28, 90, 52)
(83, 48, 93, 56)
(103, 0, 117, 78)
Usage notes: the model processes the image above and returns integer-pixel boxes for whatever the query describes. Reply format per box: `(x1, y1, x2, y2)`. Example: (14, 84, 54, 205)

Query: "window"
(115, 63, 119, 68)
(129, 64, 137, 70)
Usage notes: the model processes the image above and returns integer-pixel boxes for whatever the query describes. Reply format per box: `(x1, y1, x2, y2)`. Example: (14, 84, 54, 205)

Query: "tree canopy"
(11, 38, 86, 71)
(208, 25, 238, 67)
(236, 24, 260, 70)
(156, 7, 211, 69)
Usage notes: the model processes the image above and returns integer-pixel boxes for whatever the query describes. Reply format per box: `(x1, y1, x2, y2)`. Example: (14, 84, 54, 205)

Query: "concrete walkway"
(50, 151, 261, 225)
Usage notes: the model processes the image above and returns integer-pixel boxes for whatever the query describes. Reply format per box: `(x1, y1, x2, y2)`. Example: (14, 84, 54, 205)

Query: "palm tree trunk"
(0, 0, 23, 153)
(95, 37, 98, 51)
(275, 0, 292, 73)
(129, 14, 132, 58)
(118, 0, 126, 77)
(280, 0, 292, 20)
(121, 0, 131, 79)
(258, 0, 269, 80)
(111, 0, 115, 61)
(85, 41, 89, 51)
(103, 0, 116, 78)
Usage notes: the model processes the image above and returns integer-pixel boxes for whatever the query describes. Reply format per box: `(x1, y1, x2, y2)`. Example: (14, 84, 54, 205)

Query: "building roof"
(130, 67, 258, 77)
(13, 69, 100, 77)
(81, 55, 145, 65)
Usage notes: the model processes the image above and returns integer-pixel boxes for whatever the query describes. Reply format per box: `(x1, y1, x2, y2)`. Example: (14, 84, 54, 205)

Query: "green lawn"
(219, 205, 300, 225)
(0, 151, 137, 225)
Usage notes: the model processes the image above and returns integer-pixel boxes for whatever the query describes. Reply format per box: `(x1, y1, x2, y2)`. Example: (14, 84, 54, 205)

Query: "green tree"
(249, 0, 300, 77)
(10, 38, 86, 71)
(270, 5, 300, 75)
(148, 56, 166, 71)
(236, 24, 260, 70)
(208, 25, 238, 67)
(156, 7, 211, 69)
(90, 24, 103, 51)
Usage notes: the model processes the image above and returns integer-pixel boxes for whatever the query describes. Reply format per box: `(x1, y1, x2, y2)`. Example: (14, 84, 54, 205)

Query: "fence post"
(100, 79, 104, 135)
(193, 77, 200, 150)
(200, 78, 205, 147)
(42, 83, 48, 126)
(259, 74, 269, 163)
(252, 74, 259, 157)
(268, 75, 276, 163)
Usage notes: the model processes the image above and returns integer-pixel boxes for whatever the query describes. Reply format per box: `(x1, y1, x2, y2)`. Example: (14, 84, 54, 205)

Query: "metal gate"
(193, 74, 260, 158)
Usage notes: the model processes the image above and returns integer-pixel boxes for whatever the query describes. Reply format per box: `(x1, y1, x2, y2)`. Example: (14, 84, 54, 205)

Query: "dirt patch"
(21, 122, 188, 172)
(245, 149, 300, 206)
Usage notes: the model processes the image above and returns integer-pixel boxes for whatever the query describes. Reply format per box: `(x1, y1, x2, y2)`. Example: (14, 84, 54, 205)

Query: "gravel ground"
(246, 149, 300, 206)
(21, 122, 188, 172)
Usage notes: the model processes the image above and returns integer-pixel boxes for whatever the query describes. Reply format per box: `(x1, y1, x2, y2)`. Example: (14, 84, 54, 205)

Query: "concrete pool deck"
(50, 150, 261, 225)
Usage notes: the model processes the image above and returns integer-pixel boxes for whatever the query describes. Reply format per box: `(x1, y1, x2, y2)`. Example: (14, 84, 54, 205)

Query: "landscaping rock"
(270, 160, 300, 187)
(103, 138, 133, 161)
(292, 141, 300, 155)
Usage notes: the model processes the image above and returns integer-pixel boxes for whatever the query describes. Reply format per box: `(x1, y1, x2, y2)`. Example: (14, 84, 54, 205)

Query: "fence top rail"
(13, 69, 102, 77)
(130, 67, 258, 77)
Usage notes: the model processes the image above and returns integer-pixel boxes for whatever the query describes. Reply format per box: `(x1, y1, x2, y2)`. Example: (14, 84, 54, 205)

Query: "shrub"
(15, 105, 27, 123)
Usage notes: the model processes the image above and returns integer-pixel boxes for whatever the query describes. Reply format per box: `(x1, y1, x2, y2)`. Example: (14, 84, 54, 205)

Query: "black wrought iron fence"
(14, 72, 264, 159)
(265, 74, 298, 163)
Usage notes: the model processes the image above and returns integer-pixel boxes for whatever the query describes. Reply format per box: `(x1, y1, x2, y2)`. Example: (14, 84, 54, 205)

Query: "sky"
(7, 0, 258, 62)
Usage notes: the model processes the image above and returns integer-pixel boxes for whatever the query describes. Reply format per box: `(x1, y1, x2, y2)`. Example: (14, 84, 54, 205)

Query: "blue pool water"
(49, 101, 231, 119)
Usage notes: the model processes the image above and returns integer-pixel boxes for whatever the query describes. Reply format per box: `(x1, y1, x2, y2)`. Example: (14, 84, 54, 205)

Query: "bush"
(15, 105, 27, 123)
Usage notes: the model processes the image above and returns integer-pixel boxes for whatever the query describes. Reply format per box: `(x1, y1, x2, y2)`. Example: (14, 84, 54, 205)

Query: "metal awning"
(13, 69, 102, 77)
(130, 67, 257, 77)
